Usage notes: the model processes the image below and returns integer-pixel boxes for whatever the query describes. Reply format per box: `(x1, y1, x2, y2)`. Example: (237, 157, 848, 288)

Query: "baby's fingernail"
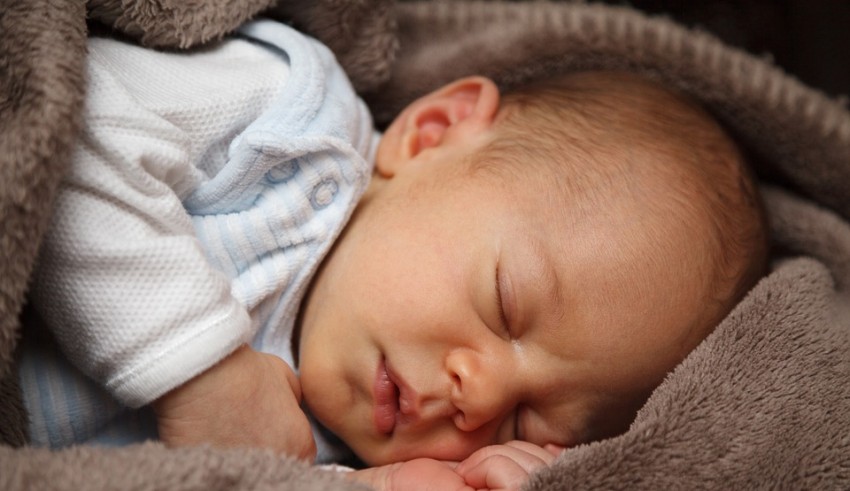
(544, 444, 566, 456)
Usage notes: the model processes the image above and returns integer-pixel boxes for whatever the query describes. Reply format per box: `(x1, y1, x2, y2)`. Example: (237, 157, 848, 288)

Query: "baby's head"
(295, 71, 768, 466)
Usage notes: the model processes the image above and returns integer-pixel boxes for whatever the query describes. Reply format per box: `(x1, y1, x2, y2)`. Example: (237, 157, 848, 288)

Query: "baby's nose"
(446, 348, 516, 432)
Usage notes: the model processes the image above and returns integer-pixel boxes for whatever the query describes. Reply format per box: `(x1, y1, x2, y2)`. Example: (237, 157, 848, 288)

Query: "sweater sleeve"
(29, 38, 288, 408)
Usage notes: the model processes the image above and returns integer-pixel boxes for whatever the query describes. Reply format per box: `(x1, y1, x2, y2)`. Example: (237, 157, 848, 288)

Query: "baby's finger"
(503, 440, 560, 465)
(456, 442, 549, 477)
(544, 443, 566, 456)
(460, 454, 529, 491)
(264, 352, 302, 401)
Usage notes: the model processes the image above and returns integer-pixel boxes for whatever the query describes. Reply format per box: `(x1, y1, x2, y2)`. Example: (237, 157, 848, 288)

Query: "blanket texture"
(1, 0, 848, 489)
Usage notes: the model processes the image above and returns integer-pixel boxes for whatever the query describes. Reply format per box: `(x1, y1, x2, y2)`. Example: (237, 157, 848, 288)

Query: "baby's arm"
(29, 46, 255, 409)
(153, 345, 315, 460)
(346, 441, 560, 491)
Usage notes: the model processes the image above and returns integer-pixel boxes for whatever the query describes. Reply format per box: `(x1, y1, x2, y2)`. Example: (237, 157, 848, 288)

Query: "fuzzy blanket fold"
(1, 1, 848, 489)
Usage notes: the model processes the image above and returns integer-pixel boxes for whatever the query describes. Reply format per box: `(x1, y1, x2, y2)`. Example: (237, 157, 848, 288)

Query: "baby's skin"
(153, 72, 762, 490)
(153, 344, 559, 490)
(348, 441, 562, 490)
(153, 345, 315, 460)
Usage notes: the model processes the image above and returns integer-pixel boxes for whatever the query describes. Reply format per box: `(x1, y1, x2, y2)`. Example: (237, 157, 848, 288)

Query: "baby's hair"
(471, 71, 769, 336)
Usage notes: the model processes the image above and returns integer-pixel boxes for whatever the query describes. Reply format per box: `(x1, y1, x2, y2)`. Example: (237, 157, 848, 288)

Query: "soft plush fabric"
(1, 1, 847, 490)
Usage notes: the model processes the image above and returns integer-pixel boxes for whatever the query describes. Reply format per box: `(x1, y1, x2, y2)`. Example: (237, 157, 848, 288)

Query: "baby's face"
(296, 133, 714, 466)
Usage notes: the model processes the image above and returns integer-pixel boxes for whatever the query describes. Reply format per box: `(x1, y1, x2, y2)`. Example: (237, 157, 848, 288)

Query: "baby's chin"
(336, 433, 438, 467)
(343, 442, 395, 468)
(351, 437, 490, 467)
(351, 437, 423, 467)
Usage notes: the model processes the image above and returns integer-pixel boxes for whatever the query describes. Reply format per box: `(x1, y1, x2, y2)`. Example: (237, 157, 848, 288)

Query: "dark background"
(599, 0, 850, 97)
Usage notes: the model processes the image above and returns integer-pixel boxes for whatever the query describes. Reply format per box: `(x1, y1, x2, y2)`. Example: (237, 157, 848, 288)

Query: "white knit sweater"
(22, 21, 377, 458)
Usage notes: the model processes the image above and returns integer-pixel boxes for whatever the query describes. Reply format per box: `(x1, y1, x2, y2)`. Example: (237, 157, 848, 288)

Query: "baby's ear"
(376, 76, 500, 177)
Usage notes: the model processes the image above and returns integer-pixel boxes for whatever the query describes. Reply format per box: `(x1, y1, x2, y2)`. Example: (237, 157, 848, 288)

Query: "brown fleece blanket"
(1, 0, 848, 489)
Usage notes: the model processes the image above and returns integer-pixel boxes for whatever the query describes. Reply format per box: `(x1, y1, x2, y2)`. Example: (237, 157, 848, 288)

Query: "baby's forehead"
(468, 88, 748, 266)
(494, 154, 717, 279)
(472, 139, 703, 223)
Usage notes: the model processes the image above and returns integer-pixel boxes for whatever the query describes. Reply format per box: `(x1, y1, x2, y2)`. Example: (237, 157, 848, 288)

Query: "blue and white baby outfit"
(20, 20, 377, 463)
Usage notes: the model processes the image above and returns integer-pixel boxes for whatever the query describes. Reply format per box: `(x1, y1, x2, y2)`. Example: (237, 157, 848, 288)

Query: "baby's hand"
(454, 441, 563, 491)
(347, 459, 471, 491)
(152, 345, 316, 460)
(346, 442, 562, 491)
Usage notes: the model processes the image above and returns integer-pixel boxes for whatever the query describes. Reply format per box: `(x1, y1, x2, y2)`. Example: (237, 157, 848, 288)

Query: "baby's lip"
(373, 358, 420, 435)
(373, 358, 399, 435)
(386, 361, 422, 429)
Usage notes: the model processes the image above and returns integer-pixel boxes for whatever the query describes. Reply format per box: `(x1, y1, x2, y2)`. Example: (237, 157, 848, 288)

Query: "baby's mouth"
(373, 358, 399, 435)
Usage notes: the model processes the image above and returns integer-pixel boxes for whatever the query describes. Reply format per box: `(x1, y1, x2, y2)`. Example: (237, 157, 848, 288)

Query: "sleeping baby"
(20, 19, 768, 491)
